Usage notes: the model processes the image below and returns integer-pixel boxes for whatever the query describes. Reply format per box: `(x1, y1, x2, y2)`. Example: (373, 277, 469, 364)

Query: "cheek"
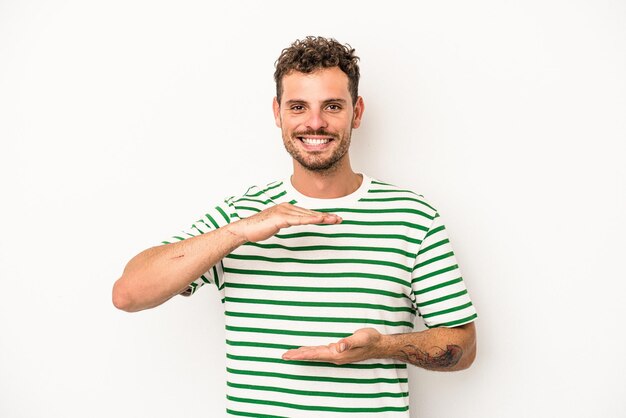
(283, 120, 303, 133)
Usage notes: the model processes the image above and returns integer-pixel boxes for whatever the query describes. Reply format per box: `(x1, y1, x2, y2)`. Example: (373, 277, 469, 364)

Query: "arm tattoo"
(393, 344, 463, 369)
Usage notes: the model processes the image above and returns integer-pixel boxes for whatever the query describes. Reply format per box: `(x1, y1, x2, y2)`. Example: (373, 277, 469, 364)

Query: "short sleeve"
(161, 198, 236, 296)
(411, 212, 478, 328)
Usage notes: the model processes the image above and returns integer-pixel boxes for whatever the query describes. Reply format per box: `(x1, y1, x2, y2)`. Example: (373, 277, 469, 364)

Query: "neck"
(290, 156, 363, 199)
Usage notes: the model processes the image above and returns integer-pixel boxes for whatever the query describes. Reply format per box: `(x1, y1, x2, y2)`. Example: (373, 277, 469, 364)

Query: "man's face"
(273, 66, 364, 173)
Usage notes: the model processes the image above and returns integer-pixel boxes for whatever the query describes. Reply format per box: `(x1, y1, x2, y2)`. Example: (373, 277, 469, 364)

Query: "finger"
(336, 334, 363, 352)
(320, 214, 343, 224)
(284, 205, 323, 216)
(282, 345, 325, 360)
(285, 214, 340, 227)
(287, 206, 342, 221)
(282, 345, 331, 361)
(285, 214, 325, 227)
(284, 203, 310, 212)
(273, 203, 341, 224)
(316, 215, 343, 226)
(336, 339, 349, 352)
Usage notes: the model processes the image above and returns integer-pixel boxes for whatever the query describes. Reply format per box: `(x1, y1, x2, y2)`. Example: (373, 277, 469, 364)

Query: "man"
(113, 36, 477, 417)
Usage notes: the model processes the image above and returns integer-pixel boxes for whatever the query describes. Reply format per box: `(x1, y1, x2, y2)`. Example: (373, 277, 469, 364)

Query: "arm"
(112, 203, 342, 312)
(282, 322, 476, 372)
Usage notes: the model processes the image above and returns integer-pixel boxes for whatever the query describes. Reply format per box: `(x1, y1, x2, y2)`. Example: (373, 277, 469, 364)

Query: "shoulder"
(365, 176, 439, 219)
(223, 179, 291, 216)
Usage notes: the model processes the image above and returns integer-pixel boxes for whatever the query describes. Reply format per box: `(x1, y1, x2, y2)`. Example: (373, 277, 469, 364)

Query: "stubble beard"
(282, 128, 352, 173)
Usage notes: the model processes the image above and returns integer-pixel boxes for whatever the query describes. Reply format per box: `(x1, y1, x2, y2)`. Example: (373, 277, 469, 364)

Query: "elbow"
(457, 343, 476, 371)
(455, 332, 477, 371)
(112, 277, 137, 312)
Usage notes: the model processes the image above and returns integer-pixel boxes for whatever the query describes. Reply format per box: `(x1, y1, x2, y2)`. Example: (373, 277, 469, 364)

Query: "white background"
(1, 1, 625, 417)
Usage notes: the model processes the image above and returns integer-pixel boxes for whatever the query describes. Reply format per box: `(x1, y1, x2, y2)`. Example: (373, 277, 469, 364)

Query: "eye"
(326, 104, 342, 111)
(290, 105, 305, 112)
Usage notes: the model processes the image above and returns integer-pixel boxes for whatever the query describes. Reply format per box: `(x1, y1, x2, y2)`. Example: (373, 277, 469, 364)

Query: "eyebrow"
(284, 98, 348, 106)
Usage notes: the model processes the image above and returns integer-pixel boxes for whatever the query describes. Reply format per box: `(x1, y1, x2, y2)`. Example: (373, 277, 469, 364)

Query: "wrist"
(374, 332, 395, 359)
(222, 221, 249, 246)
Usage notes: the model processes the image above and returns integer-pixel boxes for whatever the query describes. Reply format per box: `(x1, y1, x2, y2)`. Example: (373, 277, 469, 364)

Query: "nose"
(305, 109, 328, 131)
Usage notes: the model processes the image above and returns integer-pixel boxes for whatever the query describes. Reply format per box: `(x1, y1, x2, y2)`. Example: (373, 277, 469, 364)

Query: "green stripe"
(225, 311, 413, 328)
(227, 354, 406, 370)
(370, 180, 393, 186)
(217, 261, 226, 290)
(424, 224, 445, 239)
(417, 238, 450, 256)
(427, 313, 477, 328)
(224, 282, 409, 299)
(227, 395, 409, 413)
(275, 231, 422, 245)
(226, 253, 411, 272)
(216, 206, 230, 224)
(412, 264, 459, 283)
(233, 197, 272, 205)
(227, 339, 298, 350)
(270, 190, 287, 200)
(368, 188, 420, 195)
(226, 325, 350, 338)
(246, 182, 283, 197)
(414, 277, 463, 295)
(205, 212, 220, 229)
(182, 283, 196, 295)
(196, 218, 212, 230)
(191, 224, 204, 235)
(261, 182, 283, 193)
(417, 290, 467, 307)
(317, 207, 433, 219)
(227, 409, 286, 418)
(226, 367, 408, 384)
(244, 241, 416, 259)
(422, 301, 474, 318)
(225, 296, 415, 313)
(413, 251, 455, 271)
(359, 196, 435, 211)
(227, 381, 408, 399)
(321, 219, 428, 231)
(224, 267, 411, 288)
(212, 265, 219, 285)
(235, 191, 285, 205)
(234, 205, 262, 213)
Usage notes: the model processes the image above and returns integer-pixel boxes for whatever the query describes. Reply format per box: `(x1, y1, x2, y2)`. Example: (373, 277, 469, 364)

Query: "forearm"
(378, 322, 476, 371)
(112, 223, 247, 312)
(112, 203, 342, 312)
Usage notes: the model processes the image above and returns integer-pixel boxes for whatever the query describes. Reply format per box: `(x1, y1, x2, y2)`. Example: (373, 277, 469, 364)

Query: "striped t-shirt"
(163, 174, 477, 417)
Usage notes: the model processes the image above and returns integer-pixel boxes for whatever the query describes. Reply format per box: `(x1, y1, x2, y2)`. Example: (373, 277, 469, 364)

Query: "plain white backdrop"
(1, 1, 625, 417)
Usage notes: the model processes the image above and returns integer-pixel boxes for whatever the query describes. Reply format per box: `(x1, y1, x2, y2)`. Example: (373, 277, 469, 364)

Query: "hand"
(282, 328, 384, 365)
(227, 202, 342, 243)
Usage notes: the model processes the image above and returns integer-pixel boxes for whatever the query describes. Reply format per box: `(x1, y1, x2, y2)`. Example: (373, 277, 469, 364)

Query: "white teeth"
(301, 137, 330, 145)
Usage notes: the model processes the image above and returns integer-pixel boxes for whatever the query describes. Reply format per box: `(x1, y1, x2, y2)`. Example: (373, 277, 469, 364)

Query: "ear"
(352, 96, 365, 129)
(273, 97, 281, 128)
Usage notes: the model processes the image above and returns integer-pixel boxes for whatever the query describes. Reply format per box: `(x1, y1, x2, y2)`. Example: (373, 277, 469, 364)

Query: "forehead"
(280, 67, 350, 103)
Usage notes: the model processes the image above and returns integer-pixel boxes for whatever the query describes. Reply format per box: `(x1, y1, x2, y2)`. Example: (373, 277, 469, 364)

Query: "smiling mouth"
(298, 137, 333, 145)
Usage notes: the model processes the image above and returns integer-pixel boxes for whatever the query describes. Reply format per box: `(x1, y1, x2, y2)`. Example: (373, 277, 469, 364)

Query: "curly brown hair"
(274, 36, 360, 105)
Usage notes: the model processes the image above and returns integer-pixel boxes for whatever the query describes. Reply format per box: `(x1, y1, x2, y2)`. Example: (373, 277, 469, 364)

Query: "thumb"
(338, 328, 380, 352)
(336, 333, 363, 352)
(336, 338, 351, 353)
